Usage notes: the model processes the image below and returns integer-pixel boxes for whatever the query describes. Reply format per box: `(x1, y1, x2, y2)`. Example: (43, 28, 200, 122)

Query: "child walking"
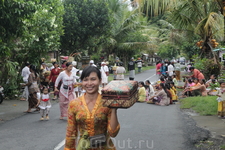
(39, 86, 51, 120)
(216, 81, 225, 118)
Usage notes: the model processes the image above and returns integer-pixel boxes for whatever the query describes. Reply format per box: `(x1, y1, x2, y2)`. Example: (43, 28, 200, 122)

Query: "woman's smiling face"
(82, 72, 101, 94)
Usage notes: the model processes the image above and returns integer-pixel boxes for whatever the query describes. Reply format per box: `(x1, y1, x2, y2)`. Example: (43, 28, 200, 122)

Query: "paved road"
(0, 69, 195, 150)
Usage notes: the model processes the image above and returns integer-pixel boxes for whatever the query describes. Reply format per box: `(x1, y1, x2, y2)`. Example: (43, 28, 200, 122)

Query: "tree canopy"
(60, 0, 112, 55)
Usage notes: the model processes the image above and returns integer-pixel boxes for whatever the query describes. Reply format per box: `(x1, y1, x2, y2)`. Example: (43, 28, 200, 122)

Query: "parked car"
(180, 61, 185, 65)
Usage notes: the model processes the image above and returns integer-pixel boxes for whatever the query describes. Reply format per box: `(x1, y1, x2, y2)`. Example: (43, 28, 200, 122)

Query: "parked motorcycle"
(0, 86, 4, 104)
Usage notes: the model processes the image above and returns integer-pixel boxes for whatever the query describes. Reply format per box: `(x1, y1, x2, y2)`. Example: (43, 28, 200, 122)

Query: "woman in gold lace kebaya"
(64, 66, 120, 150)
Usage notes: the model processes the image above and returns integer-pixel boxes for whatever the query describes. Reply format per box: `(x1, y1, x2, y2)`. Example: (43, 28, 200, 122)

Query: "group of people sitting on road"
(156, 62, 225, 119)
(137, 75, 179, 106)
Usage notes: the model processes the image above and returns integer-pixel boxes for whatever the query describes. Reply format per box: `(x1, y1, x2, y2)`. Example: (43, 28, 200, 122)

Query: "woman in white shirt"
(167, 62, 174, 76)
(145, 80, 155, 99)
(54, 62, 77, 120)
(115, 62, 126, 80)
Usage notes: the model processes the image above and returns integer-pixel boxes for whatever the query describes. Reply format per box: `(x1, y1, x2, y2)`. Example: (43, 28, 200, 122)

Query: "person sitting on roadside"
(193, 78, 201, 86)
(147, 83, 170, 106)
(189, 66, 205, 80)
(154, 76, 166, 90)
(145, 80, 155, 97)
(189, 79, 208, 96)
(165, 83, 173, 104)
(137, 81, 146, 102)
(206, 74, 218, 88)
(207, 79, 219, 95)
(182, 78, 195, 97)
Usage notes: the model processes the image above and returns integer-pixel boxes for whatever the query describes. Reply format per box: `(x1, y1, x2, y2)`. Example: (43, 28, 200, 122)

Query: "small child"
(39, 86, 51, 121)
(172, 75, 178, 87)
(216, 81, 225, 118)
(170, 81, 178, 102)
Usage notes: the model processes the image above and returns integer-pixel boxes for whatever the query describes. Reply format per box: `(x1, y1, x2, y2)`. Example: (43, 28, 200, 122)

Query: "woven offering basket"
(101, 80, 138, 108)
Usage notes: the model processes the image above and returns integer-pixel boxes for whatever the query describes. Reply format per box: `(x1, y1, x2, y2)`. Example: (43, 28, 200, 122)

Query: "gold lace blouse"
(64, 94, 120, 150)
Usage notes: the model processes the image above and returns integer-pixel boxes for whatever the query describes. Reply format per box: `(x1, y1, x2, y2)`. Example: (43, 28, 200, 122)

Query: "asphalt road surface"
(0, 68, 196, 150)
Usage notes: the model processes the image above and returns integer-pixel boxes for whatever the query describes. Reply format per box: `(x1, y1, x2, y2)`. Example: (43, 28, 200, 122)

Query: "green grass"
(180, 96, 218, 115)
(108, 65, 155, 82)
(220, 145, 225, 149)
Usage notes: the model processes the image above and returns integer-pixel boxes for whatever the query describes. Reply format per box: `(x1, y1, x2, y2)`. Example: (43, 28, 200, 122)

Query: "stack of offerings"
(101, 80, 138, 108)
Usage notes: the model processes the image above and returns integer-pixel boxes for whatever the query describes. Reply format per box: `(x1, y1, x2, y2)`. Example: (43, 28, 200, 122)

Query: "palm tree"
(102, 0, 148, 65)
(170, 0, 224, 60)
(130, 0, 179, 18)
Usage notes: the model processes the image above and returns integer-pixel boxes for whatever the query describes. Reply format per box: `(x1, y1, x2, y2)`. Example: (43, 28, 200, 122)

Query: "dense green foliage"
(192, 55, 221, 79)
(158, 43, 179, 59)
(61, 0, 111, 55)
(0, 0, 64, 96)
(0, 0, 224, 97)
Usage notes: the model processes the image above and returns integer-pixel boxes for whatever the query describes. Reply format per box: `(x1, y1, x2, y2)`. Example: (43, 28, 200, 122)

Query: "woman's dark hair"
(211, 74, 217, 79)
(219, 80, 225, 85)
(193, 78, 199, 82)
(165, 83, 171, 90)
(139, 81, 145, 87)
(172, 74, 176, 78)
(188, 78, 192, 83)
(189, 66, 195, 70)
(41, 86, 50, 93)
(167, 76, 172, 82)
(53, 62, 58, 66)
(62, 60, 67, 64)
(25, 62, 30, 66)
(160, 77, 165, 82)
(30, 65, 38, 78)
(66, 62, 72, 67)
(160, 83, 170, 97)
(201, 79, 206, 84)
(145, 80, 151, 84)
(80, 66, 101, 81)
(170, 81, 175, 86)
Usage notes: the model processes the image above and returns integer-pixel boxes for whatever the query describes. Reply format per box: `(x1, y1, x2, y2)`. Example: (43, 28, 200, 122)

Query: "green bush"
(192, 55, 221, 79)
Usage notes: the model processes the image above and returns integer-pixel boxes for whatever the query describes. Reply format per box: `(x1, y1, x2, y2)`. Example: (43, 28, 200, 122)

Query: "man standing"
(156, 61, 162, 78)
(71, 61, 78, 74)
(71, 61, 79, 98)
(174, 61, 181, 81)
(128, 57, 135, 80)
(136, 58, 143, 73)
(112, 58, 120, 80)
(89, 60, 97, 67)
(20, 63, 30, 101)
(100, 62, 109, 88)
(167, 62, 174, 77)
